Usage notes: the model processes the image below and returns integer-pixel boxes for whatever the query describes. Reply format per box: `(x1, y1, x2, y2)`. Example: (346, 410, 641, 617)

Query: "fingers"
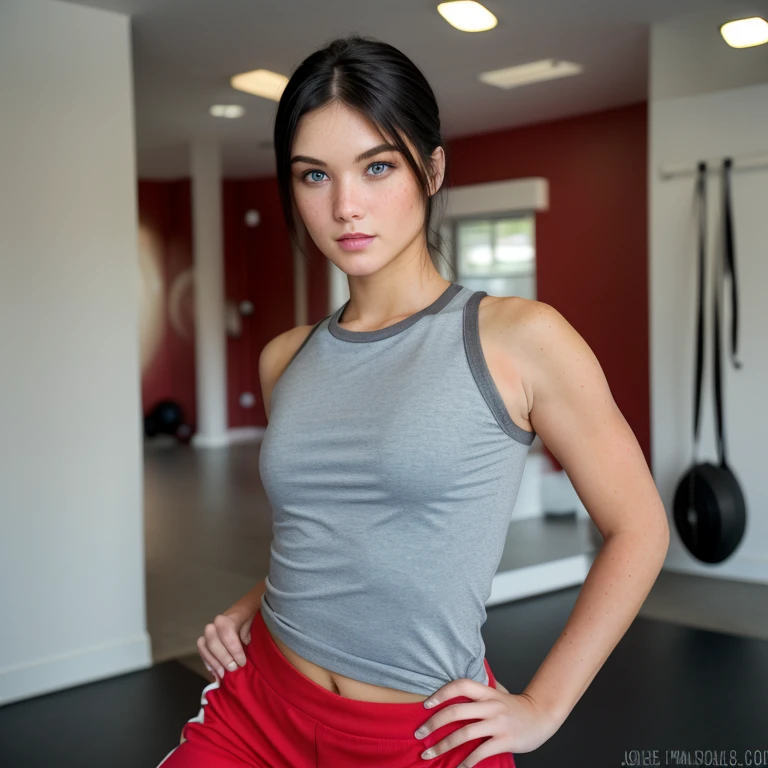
(197, 614, 249, 678)
(196, 636, 225, 679)
(415, 701, 501, 756)
(216, 615, 248, 666)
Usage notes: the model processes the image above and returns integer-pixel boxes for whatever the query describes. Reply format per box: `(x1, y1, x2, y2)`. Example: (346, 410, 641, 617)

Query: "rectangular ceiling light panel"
(479, 58, 583, 89)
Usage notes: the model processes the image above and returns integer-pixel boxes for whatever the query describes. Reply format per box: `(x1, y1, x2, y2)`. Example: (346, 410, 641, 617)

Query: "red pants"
(157, 610, 516, 768)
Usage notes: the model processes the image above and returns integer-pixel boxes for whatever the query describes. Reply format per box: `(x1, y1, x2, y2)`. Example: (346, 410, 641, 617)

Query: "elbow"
(642, 508, 671, 558)
(606, 506, 671, 562)
(644, 513, 671, 569)
(654, 508, 672, 551)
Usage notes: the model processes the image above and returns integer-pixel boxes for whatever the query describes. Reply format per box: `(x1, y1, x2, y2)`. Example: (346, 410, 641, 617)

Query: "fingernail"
(424, 699, 435, 708)
(218, 667, 225, 677)
(227, 661, 237, 671)
(422, 748, 435, 759)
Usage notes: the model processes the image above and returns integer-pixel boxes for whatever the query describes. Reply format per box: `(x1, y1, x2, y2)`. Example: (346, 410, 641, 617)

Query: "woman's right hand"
(196, 608, 256, 681)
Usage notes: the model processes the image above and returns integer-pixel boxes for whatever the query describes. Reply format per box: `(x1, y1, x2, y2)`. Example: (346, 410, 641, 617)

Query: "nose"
(332, 177, 364, 222)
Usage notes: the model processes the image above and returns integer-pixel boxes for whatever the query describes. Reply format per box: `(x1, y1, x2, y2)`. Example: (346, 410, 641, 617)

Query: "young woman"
(157, 34, 669, 768)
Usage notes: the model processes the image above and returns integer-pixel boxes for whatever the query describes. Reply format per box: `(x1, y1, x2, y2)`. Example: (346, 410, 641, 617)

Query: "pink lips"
(336, 235, 376, 251)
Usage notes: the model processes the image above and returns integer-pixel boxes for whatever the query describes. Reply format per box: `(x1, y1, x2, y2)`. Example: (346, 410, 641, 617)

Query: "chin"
(327, 251, 391, 277)
(334, 260, 385, 278)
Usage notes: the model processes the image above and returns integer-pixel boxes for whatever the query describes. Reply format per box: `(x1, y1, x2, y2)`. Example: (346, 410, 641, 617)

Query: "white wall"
(0, 0, 151, 705)
(649, 5, 768, 584)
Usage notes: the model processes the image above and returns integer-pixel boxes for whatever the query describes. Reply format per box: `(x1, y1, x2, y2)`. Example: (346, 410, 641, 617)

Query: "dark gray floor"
(2, 584, 766, 768)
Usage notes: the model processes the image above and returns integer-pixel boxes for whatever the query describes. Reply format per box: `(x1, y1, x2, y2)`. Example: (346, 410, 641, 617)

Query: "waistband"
(247, 610, 497, 739)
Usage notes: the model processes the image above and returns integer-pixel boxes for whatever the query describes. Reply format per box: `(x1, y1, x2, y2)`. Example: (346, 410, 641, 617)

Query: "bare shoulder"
(479, 293, 535, 329)
(480, 295, 600, 417)
(485, 296, 599, 406)
(258, 323, 318, 419)
(493, 296, 620, 441)
(511, 299, 597, 386)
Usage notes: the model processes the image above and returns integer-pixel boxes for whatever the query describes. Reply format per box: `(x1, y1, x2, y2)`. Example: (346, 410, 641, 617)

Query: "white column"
(190, 138, 228, 448)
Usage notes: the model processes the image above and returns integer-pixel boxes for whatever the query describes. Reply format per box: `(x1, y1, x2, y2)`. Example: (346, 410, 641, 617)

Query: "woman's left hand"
(413, 678, 562, 766)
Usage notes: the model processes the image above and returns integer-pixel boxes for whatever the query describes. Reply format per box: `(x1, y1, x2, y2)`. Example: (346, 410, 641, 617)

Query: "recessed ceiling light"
(478, 59, 583, 89)
(437, 1, 497, 32)
(231, 69, 289, 101)
(720, 17, 768, 48)
(210, 104, 245, 118)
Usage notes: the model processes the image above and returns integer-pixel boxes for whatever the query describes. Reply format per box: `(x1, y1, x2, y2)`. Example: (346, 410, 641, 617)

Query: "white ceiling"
(59, 0, 757, 178)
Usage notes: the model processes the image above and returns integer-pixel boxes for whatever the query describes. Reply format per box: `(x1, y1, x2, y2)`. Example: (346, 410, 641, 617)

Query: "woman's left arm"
(513, 299, 670, 729)
(413, 301, 670, 764)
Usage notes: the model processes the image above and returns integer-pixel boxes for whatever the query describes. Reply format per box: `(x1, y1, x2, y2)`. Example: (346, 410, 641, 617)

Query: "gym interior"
(1, 1, 767, 766)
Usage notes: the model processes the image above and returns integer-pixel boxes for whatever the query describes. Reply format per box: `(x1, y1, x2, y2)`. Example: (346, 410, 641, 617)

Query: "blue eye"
(301, 161, 395, 185)
(368, 162, 391, 176)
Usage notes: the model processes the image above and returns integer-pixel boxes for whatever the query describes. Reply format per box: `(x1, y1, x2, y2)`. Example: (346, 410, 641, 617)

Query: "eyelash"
(300, 161, 396, 185)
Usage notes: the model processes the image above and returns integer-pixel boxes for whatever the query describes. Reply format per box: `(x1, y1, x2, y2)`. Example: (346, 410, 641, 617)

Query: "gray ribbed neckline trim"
(328, 282, 464, 343)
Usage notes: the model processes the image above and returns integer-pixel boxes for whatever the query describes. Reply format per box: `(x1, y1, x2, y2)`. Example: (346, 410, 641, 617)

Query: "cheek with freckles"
(373, 180, 422, 234)
(293, 194, 326, 241)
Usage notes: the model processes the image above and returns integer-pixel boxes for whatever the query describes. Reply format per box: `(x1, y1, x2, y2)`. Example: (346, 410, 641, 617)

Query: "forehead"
(292, 102, 388, 153)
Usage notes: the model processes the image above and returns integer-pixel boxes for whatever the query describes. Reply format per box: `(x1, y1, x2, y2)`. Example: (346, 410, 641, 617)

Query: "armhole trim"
(463, 291, 536, 446)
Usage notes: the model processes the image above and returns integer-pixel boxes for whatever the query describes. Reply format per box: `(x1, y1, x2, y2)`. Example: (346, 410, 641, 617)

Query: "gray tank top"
(258, 282, 536, 695)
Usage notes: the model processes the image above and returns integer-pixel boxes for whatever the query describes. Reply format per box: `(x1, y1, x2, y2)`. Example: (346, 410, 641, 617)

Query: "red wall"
(137, 101, 649, 467)
(138, 179, 197, 432)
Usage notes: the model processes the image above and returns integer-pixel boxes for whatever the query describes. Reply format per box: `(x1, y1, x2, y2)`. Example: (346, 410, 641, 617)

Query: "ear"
(427, 145, 446, 197)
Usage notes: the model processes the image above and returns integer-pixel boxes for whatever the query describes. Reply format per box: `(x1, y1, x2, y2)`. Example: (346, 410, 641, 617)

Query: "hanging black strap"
(712, 157, 744, 469)
(712, 161, 726, 468)
(721, 158, 743, 372)
(691, 161, 707, 464)
(685, 161, 710, 551)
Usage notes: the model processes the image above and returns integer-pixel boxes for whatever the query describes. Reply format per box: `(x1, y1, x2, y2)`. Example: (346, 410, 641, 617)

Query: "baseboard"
(190, 427, 265, 448)
(227, 427, 265, 443)
(0, 631, 153, 707)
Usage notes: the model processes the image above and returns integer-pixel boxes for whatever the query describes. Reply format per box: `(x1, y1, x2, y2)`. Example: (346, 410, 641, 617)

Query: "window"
(452, 213, 536, 300)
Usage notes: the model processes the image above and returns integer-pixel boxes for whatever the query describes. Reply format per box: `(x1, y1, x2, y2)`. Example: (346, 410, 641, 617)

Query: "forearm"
(521, 524, 669, 727)
(225, 577, 267, 618)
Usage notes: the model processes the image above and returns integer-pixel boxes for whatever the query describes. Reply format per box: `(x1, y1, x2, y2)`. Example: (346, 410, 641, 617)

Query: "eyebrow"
(290, 143, 400, 167)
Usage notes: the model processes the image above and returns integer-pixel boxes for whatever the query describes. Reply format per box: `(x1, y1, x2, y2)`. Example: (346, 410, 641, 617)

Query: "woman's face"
(290, 101, 443, 277)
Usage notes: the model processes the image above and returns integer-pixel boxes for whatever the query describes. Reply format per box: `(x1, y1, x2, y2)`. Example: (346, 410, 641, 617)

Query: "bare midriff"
(264, 620, 431, 703)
